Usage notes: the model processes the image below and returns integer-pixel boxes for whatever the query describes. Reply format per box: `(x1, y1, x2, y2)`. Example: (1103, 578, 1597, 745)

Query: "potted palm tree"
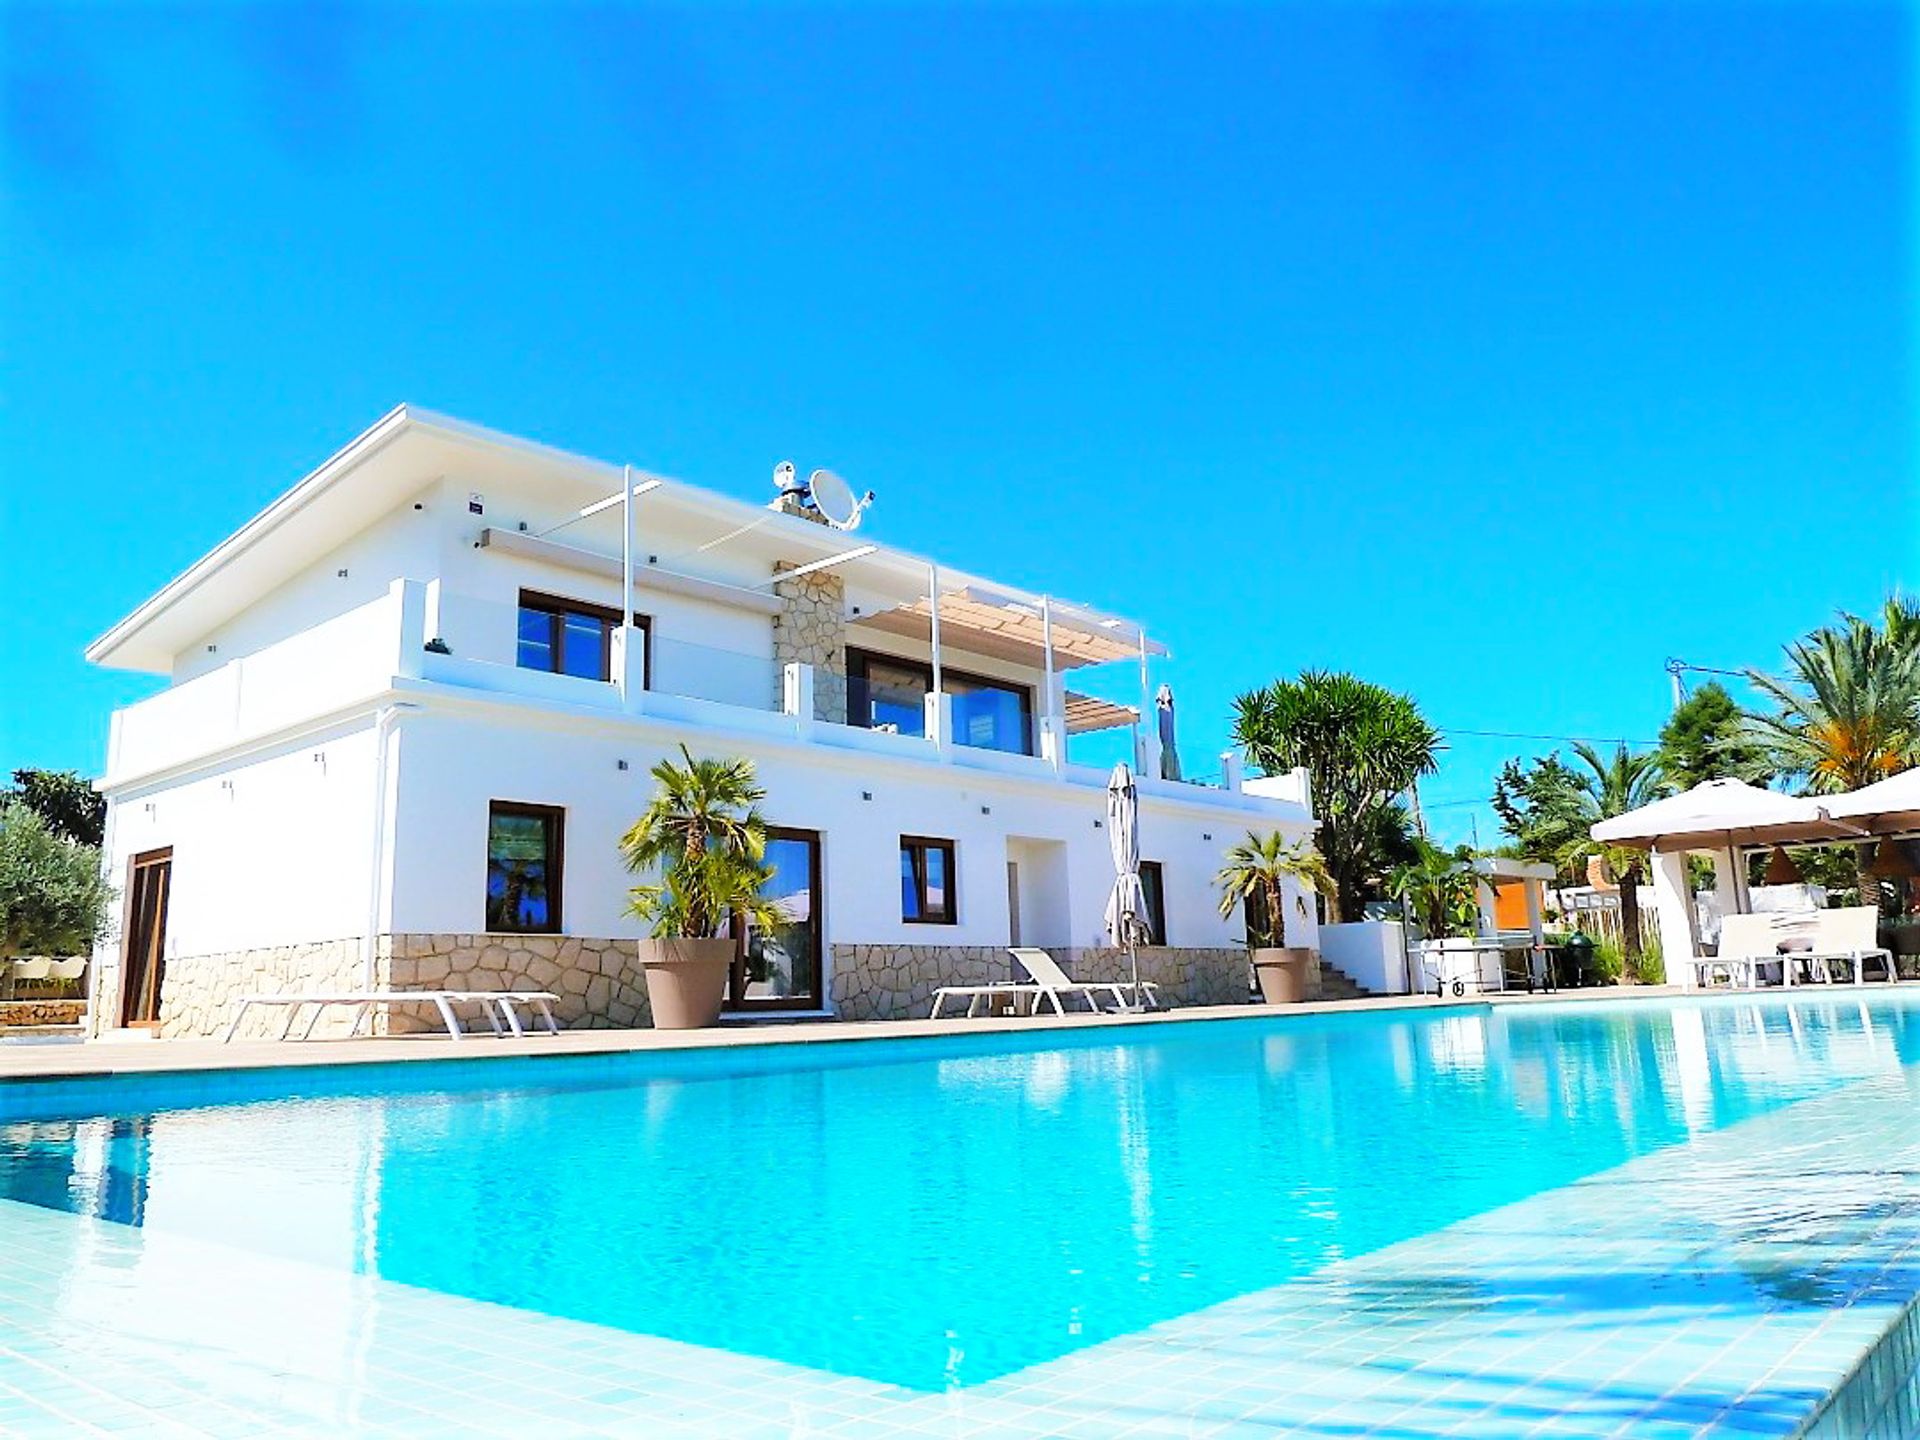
(620, 746, 783, 1029)
(1215, 831, 1334, 1004)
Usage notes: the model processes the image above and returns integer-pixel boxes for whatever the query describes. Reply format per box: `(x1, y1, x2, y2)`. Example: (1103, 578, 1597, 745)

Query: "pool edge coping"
(0, 984, 1702, 1086)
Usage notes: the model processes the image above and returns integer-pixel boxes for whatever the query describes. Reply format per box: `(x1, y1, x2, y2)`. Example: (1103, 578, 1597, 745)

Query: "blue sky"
(3, 2, 1912, 845)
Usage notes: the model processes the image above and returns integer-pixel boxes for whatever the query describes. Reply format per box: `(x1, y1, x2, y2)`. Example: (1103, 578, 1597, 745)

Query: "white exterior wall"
(171, 486, 442, 682)
(386, 704, 1293, 961)
(1320, 921, 1408, 994)
(99, 717, 386, 964)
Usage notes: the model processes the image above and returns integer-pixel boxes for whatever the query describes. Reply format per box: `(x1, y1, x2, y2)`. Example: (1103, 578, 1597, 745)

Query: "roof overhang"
(87, 406, 1162, 676)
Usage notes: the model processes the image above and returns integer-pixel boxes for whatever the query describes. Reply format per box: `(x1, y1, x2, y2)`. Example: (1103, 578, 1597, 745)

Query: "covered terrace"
(1588, 775, 1918, 987)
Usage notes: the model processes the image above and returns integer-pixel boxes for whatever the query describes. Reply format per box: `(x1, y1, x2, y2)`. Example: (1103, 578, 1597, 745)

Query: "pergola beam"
(756, 545, 878, 587)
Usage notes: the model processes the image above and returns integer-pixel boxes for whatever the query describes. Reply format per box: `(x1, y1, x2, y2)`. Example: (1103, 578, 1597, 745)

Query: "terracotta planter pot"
(636, 937, 734, 1029)
(1251, 947, 1314, 1005)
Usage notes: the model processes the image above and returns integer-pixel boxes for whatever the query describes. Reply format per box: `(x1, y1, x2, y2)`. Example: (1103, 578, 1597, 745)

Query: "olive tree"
(0, 802, 114, 960)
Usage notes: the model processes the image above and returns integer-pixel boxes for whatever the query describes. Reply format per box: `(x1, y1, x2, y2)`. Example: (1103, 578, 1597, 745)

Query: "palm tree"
(1214, 831, 1335, 949)
(1874, 594, 1920, 657)
(1232, 671, 1441, 922)
(620, 746, 778, 940)
(1744, 616, 1920, 908)
(1560, 742, 1664, 967)
(1388, 838, 1482, 941)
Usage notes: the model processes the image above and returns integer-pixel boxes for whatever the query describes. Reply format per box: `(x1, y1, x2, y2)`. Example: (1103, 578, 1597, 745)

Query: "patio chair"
(1801, 906, 1898, 984)
(9, 958, 52, 999)
(45, 958, 86, 997)
(1705, 914, 1775, 989)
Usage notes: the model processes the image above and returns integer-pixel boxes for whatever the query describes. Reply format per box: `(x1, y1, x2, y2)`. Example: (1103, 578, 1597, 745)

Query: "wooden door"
(119, 849, 172, 1027)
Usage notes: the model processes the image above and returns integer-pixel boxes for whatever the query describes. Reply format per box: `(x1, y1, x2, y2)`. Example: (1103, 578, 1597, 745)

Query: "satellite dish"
(806, 469, 874, 531)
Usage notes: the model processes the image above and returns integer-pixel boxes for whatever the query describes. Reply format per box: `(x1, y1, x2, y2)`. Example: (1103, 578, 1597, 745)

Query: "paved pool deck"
(0, 984, 1685, 1083)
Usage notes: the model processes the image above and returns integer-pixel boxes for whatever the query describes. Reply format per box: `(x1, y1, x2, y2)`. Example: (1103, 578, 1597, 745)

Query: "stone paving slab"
(2, 1055, 1918, 1435)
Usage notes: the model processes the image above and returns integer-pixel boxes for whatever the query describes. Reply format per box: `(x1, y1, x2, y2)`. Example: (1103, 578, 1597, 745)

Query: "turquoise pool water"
(3, 993, 1919, 1391)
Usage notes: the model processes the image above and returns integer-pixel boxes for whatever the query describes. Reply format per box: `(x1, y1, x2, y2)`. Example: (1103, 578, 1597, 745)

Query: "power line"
(1437, 726, 1662, 747)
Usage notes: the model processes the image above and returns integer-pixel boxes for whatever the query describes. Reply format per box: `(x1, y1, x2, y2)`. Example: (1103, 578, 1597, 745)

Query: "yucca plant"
(1214, 831, 1334, 949)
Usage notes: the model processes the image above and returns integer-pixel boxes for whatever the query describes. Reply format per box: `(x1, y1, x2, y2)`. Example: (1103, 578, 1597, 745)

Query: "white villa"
(85, 407, 1318, 1037)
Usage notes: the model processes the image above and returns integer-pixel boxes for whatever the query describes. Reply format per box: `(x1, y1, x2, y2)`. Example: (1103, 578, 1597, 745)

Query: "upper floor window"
(848, 649, 1034, 756)
(486, 801, 564, 934)
(1139, 860, 1168, 946)
(901, 836, 957, 924)
(516, 591, 648, 685)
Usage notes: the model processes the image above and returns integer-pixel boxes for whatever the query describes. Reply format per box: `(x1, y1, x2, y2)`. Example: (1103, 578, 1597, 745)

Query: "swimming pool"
(5, 992, 1920, 1417)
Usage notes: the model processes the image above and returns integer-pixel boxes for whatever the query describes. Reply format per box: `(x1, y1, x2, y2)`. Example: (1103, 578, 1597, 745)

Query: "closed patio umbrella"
(1105, 762, 1150, 1009)
(1155, 684, 1182, 782)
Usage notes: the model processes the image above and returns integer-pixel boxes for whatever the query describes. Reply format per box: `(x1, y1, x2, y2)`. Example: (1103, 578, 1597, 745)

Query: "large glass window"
(516, 591, 648, 684)
(847, 649, 1034, 756)
(738, 828, 823, 1010)
(901, 836, 957, 924)
(853, 656, 931, 735)
(1139, 860, 1168, 946)
(486, 802, 563, 934)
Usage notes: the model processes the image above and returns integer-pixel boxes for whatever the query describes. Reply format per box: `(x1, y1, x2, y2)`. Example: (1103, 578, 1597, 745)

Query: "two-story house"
(85, 407, 1317, 1037)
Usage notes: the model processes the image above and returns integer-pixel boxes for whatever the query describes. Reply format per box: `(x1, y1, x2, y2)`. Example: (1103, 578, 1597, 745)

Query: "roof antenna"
(770, 460, 808, 506)
(769, 461, 875, 531)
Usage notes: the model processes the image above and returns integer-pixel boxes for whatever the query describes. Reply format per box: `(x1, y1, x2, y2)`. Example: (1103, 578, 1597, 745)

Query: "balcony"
(104, 579, 1298, 817)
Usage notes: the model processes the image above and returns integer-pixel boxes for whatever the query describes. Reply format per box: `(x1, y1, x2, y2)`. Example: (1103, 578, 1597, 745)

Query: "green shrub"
(0, 802, 113, 959)
(1587, 933, 1665, 985)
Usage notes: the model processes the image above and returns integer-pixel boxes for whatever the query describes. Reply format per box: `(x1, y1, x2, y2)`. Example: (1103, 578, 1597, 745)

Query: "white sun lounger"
(1013, 947, 1160, 1013)
(927, 980, 1049, 1019)
(222, 990, 561, 1043)
(927, 949, 1160, 1019)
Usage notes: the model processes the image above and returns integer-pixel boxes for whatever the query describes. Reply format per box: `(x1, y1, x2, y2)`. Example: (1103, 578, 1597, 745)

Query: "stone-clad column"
(772, 561, 848, 724)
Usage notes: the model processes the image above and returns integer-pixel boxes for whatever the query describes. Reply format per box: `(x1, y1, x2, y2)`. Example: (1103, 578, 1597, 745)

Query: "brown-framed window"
(1139, 860, 1168, 946)
(486, 802, 564, 934)
(846, 648, 1035, 756)
(515, 590, 650, 685)
(901, 836, 957, 924)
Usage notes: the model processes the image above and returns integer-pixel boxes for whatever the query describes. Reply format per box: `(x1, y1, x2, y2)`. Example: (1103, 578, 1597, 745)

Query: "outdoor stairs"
(1316, 960, 1374, 1002)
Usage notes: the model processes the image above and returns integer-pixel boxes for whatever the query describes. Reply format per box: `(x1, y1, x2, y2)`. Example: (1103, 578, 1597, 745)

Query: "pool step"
(1316, 960, 1374, 1001)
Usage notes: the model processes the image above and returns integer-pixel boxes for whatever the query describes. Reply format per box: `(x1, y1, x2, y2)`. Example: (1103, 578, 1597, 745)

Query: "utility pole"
(1664, 657, 1747, 713)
